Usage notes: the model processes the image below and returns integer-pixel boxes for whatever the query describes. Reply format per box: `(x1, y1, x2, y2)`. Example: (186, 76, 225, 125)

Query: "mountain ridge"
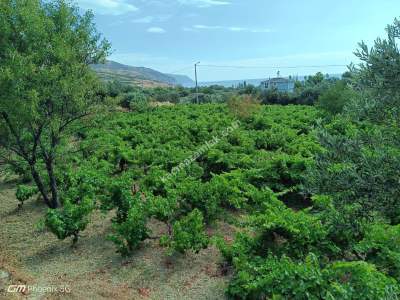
(91, 60, 195, 87)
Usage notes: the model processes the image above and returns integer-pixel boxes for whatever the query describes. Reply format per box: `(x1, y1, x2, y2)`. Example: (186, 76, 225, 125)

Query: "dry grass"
(0, 179, 232, 300)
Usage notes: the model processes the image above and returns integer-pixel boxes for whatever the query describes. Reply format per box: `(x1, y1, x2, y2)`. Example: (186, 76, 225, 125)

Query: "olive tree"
(349, 18, 400, 123)
(0, 0, 110, 208)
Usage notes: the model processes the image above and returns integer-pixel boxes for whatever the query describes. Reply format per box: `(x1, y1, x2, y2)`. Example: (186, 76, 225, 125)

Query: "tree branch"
(1, 111, 29, 161)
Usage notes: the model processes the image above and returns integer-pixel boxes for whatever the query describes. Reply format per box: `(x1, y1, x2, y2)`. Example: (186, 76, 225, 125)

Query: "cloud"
(132, 16, 154, 23)
(186, 25, 273, 33)
(147, 27, 166, 33)
(177, 0, 231, 8)
(77, 0, 138, 15)
(132, 15, 172, 24)
(194, 24, 222, 29)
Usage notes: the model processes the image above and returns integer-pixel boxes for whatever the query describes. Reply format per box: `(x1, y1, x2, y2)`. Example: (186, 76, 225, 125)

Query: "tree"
(0, 0, 110, 208)
(351, 18, 400, 123)
(317, 81, 355, 115)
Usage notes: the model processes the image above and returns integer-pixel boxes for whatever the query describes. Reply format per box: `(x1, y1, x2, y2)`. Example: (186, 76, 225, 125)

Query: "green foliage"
(325, 261, 399, 300)
(317, 81, 355, 115)
(249, 200, 338, 259)
(15, 185, 38, 208)
(170, 179, 223, 223)
(226, 253, 399, 300)
(0, 0, 110, 208)
(120, 91, 149, 112)
(160, 209, 209, 255)
(226, 95, 261, 120)
(351, 18, 400, 123)
(45, 197, 94, 244)
(43, 161, 106, 244)
(305, 112, 400, 225)
(356, 223, 400, 280)
(71, 104, 318, 259)
(311, 195, 367, 250)
(108, 198, 150, 256)
(226, 254, 325, 300)
(260, 72, 339, 106)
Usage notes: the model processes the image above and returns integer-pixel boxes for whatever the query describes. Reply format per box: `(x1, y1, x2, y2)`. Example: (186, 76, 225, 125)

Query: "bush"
(227, 95, 261, 120)
(311, 195, 367, 251)
(248, 198, 338, 259)
(120, 91, 149, 112)
(171, 179, 222, 222)
(15, 185, 38, 208)
(108, 200, 150, 256)
(226, 254, 399, 300)
(306, 122, 400, 224)
(160, 209, 209, 255)
(226, 254, 325, 300)
(355, 223, 400, 280)
(317, 81, 355, 115)
(325, 261, 399, 300)
(45, 197, 94, 245)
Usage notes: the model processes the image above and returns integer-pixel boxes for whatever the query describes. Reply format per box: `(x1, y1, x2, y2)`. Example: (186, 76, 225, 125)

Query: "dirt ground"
(0, 179, 231, 300)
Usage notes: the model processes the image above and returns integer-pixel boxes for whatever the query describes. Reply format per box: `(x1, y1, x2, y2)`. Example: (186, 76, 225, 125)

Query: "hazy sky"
(76, 0, 400, 81)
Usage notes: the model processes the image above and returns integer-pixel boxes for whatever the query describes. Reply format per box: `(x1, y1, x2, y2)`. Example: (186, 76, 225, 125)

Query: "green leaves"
(45, 196, 94, 244)
(226, 254, 400, 300)
(0, 0, 111, 209)
(108, 199, 150, 256)
(15, 184, 38, 208)
(355, 224, 400, 280)
(160, 209, 209, 255)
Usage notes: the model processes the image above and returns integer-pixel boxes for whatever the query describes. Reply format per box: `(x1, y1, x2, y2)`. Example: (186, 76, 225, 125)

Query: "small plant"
(227, 95, 261, 120)
(108, 201, 150, 256)
(15, 185, 38, 209)
(160, 209, 209, 255)
(45, 197, 94, 245)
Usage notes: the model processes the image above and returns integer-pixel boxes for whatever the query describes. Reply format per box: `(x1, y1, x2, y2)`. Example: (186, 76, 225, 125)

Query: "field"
(0, 104, 319, 299)
(2, 2, 400, 298)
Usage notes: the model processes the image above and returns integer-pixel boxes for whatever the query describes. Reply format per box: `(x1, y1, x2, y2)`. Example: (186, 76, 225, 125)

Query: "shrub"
(160, 209, 209, 255)
(317, 81, 355, 115)
(325, 261, 399, 300)
(226, 254, 399, 300)
(108, 200, 150, 256)
(170, 179, 222, 222)
(45, 197, 94, 245)
(355, 223, 400, 280)
(227, 254, 325, 300)
(15, 185, 38, 208)
(306, 123, 400, 224)
(311, 195, 367, 251)
(119, 91, 150, 112)
(249, 200, 338, 259)
(227, 95, 261, 120)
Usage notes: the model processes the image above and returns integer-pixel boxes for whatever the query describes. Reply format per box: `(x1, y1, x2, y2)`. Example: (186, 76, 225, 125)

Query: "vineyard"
(2, 99, 400, 299)
(1, 1, 400, 299)
(1, 104, 323, 298)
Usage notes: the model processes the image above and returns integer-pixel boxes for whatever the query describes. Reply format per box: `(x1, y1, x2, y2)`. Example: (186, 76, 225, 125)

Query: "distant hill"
(166, 74, 196, 87)
(91, 60, 195, 87)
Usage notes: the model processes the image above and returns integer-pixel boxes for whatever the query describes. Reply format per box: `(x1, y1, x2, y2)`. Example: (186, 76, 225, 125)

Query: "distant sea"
(199, 74, 343, 88)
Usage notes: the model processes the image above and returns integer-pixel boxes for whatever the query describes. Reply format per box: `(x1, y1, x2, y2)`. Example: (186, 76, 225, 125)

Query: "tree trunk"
(30, 165, 51, 208)
(45, 158, 60, 209)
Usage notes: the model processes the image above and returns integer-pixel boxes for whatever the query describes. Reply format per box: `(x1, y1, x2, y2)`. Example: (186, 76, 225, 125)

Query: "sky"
(76, 0, 400, 82)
